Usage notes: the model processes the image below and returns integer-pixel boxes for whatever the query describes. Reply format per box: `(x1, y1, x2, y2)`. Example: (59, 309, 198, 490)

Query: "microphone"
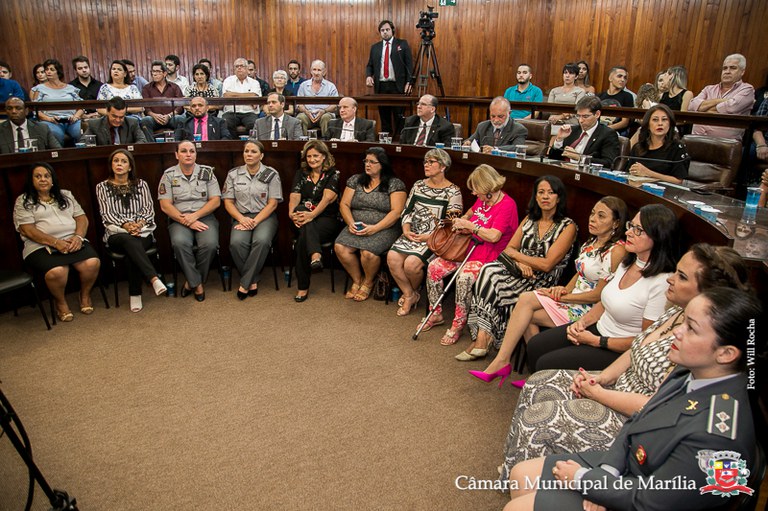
(612, 154, 691, 171)
(398, 124, 423, 145)
(539, 143, 550, 162)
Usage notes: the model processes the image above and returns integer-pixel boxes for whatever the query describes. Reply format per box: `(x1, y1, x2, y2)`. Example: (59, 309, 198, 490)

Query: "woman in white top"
(31, 59, 84, 144)
(525, 204, 680, 372)
(97, 60, 143, 116)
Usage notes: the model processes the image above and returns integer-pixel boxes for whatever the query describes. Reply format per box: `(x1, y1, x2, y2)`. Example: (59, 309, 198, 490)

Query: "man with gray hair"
(222, 57, 262, 134)
(325, 97, 376, 141)
(296, 60, 339, 137)
(464, 97, 527, 153)
(689, 53, 755, 141)
(140, 60, 185, 133)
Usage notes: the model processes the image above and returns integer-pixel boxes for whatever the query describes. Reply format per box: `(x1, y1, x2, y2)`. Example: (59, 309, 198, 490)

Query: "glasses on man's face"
(626, 221, 646, 236)
(575, 113, 594, 120)
(423, 159, 439, 166)
(363, 159, 380, 165)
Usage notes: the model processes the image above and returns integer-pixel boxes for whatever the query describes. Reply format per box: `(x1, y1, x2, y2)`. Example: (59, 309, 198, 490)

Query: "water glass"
(83, 134, 97, 147)
(590, 163, 603, 175)
(379, 132, 389, 144)
(164, 130, 175, 143)
(515, 145, 527, 159)
(25, 139, 39, 152)
(578, 154, 592, 171)
(193, 133, 202, 142)
(450, 137, 462, 151)
(308, 130, 318, 140)
(742, 186, 761, 224)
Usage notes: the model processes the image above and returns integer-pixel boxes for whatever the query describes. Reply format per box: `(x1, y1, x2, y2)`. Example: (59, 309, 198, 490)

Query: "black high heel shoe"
(294, 291, 309, 303)
(248, 287, 258, 297)
(236, 289, 248, 301)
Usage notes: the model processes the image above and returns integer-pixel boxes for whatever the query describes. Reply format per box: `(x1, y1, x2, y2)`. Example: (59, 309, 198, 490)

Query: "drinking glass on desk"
(164, 130, 175, 143)
(379, 132, 389, 144)
(515, 145, 527, 159)
(450, 137, 462, 151)
(25, 139, 39, 152)
(742, 187, 761, 225)
(83, 134, 97, 147)
(578, 154, 592, 171)
(308, 130, 318, 140)
(590, 163, 603, 175)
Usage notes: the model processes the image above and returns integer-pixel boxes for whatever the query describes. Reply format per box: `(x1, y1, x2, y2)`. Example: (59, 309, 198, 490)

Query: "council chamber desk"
(1, 141, 766, 301)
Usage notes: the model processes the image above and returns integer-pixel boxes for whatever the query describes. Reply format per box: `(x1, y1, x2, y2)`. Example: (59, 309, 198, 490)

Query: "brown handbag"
(427, 221, 472, 262)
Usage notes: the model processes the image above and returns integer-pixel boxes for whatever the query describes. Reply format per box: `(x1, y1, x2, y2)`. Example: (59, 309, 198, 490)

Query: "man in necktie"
(463, 97, 527, 154)
(174, 96, 232, 142)
(252, 93, 305, 141)
(400, 94, 455, 147)
(83, 97, 148, 146)
(0, 97, 61, 154)
(548, 95, 620, 168)
(365, 19, 414, 136)
(325, 97, 376, 142)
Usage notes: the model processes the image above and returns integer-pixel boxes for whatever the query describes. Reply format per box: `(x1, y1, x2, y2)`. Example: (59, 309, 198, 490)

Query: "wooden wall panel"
(0, 0, 767, 103)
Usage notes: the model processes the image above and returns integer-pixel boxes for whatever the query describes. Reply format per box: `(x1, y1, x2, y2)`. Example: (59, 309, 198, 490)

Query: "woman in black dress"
(628, 104, 689, 184)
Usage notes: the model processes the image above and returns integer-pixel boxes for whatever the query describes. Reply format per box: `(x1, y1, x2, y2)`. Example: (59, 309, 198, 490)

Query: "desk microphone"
(398, 125, 423, 145)
(611, 154, 690, 171)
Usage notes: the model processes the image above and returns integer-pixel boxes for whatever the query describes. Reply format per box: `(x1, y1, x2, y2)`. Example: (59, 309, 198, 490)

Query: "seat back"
(517, 119, 551, 156)
(614, 135, 631, 171)
(683, 135, 742, 188)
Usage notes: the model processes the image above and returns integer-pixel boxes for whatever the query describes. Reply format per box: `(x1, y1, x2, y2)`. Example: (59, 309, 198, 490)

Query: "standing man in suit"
(365, 19, 413, 136)
(253, 92, 304, 140)
(400, 94, 454, 147)
(548, 96, 619, 168)
(84, 97, 147, 146)
(175, 97, 232, 141)
(0, 97, 61, 153)
(464, 97, 527, 153)
(325, 97, 376, 142)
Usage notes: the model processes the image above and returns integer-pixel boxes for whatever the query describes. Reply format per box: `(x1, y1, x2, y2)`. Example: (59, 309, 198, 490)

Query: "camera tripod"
(413, 38, 446, 99)
(0, 387, 79, 511)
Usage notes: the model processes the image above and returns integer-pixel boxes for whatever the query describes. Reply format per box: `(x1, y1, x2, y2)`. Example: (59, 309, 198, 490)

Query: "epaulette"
(198, 165, 215, 181)
(258, 166, 279, 184)
(706, 393, 739, 440)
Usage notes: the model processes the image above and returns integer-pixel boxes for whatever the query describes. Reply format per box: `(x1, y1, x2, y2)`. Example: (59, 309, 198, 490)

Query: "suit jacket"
(0, 120, 61, 154)
(467, 120, 528, 151)
(366, 37, 413, 94)
(400, 115, 455, 147)
(84, 117, 147, 146)
(325, 117, 376, 142)
(175, 115, 232, 141)
(252, 115, 304, 140)
(548, 123, 619, 168)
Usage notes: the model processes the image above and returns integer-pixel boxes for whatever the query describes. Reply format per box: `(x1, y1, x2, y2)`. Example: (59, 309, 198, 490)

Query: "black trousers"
(107, 234, 156, 295)
(526, 323, 621, 373)
(377, 81, 404, 136)
(294, 216, 341, 291)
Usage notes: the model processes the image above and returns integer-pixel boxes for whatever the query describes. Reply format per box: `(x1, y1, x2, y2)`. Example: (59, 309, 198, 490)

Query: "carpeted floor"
(0, 271, 525, 511)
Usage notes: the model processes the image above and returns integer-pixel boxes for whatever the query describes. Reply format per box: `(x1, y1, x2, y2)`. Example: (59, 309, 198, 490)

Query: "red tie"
(416, 124, 427, 146)
(383, 41, 390, 80)
(572, 130, 587, 149)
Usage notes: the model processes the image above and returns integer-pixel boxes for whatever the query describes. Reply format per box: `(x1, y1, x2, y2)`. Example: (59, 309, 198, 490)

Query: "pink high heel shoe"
(468, 364, 512, 388)
(510, 379, 526, 389)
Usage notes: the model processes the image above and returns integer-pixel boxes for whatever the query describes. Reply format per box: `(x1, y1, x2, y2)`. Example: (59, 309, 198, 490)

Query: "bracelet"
(599, 336, 608, 349)
(75, 234, 85, 242)
(757, 145, 767, 148)
(473, 225, 480, 234)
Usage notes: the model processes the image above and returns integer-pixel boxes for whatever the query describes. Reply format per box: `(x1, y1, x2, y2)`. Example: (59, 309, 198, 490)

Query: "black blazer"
(325, 118, 376, 142)
(548, 123, 619, 168)
(84, 117, 147, 146)
(0, 120, 61, 154)
(400, 115, 455, 147)
(365, 37, 414, 94)
(467, 120, 528, 151)
(175, 115, 232, 141)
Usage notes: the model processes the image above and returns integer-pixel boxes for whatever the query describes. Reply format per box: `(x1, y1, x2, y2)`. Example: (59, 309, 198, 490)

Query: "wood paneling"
(0, 0, 767, 104)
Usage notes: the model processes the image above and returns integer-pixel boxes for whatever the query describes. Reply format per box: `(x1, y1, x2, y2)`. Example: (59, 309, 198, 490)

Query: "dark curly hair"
(23, 162, 69, 210)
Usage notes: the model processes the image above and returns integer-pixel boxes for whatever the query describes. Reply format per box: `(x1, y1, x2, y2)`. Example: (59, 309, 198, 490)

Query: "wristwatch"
(599, 336, 608, 349)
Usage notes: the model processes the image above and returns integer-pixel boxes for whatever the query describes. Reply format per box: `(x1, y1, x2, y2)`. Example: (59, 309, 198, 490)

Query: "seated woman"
(526, 204, 680, 372)
(268, 70, 295, 116)
(547, 63, 586, 126)
(289, 140, 342, 302)
(472, 196, 628, 381)
(13, 163, 101, 322)
(574, 61, 596, 95)
(505, 286, 762, 511)
(335, 147, 407, 301)
(628, 104, 689, 184)
(388, 149, 463, 316)
(659, 65, 694, 112)
(96, 60, 143, 117)
(222, 141, 282, 300)
(496, 244, 752, 482)
(462, 175, 578, 358)
(158, 141, 221, 302)
(30, 59, 84, 145)
(424, 164, 519, 349)
(30, 63, 46, 99)
(96, 149, 167, 312)
(184, 64, 220, 112)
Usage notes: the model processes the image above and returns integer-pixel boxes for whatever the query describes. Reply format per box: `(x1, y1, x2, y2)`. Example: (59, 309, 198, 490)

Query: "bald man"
(325, 97, 376, 141)
(0, 97, 61, 153)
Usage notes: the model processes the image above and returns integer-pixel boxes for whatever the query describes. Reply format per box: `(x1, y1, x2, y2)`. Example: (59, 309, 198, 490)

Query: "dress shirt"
(141, 81, 184, 115)
(416, 116, 435, 143)
(194, 115, 209, 141)
(168, 75, 190, 91)
(221, 76, 262, 114)
(272, 114, 285, 140)
(553, 123, 598, 161)
(297, 79, 339, 114)
(380, 40, 395, 81)
(340, 120, 356, 141)
(690, 80, 755, 140)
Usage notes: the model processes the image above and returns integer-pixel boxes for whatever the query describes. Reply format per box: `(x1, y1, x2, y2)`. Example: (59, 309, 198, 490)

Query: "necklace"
(658, 310, 684, 338)
(41, 196, 55, 205)
(635, 258, 648, 270)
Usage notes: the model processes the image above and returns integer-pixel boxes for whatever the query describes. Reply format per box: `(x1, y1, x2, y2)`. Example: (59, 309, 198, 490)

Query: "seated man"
(69, 55, 103, 120)
(296, 59, 339, 137)
(84, 97, 147, 145)
(325, 97, 376, 141)
(597, 66, 634, 132)
(174, 96, 232, 141)
(123, 59, 149, 90)
(503, 64, 544, 119)
(464, 96, 527, 153)
(0, 74, 25, 103)
(164, 54, 189, 91)
(253, 92, 304, 140)
(221, 57, 262, 135)
(0, 97, 61, 153)
(548, 95, 619, 168)
(141, 61, 185, 133)
(400, 94, 454, 146)
(689, 53, 755, 141)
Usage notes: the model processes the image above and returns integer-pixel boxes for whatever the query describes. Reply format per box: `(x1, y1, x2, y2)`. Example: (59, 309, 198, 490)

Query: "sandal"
(396, 292, 420, 316)
(440, 328, 462, 346)
(57, 310, 74, 322)
(398, 296, 406, 307)
(419, 315, 445, 332)
(345, 283, 361, 300)
(353, 283, 373, 302)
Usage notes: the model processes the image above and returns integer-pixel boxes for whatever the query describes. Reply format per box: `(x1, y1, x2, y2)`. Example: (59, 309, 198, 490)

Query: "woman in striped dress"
(96, 149, 167, 312)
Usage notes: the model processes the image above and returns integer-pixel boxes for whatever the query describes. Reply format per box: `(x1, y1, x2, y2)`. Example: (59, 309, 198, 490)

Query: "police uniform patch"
(198, 165, 214, 181)
(172, 179, 180, 187)
(635, 445, 647, 465)
(707, 394, 739, 440)
(686, 399, 698, 411)
(159, 183, 166, 195)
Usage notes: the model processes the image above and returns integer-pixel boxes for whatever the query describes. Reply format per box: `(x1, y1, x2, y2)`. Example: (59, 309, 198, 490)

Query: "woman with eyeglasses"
(334, 147, 407, 301)
(526, 204, 680, 373)
(387, 148, 463, 316)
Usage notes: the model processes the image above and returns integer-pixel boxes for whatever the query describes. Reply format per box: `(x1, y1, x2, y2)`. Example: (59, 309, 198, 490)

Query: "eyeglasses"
(574, 113, 595, 120)
(363, 159, 380, 165)
(423, 159, 439, 166)
(625, 221, 646, 236)
(417, 102, 434, 107)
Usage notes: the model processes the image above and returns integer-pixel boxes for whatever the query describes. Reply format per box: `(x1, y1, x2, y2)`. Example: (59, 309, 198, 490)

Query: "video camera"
(416, 5, 439, 41)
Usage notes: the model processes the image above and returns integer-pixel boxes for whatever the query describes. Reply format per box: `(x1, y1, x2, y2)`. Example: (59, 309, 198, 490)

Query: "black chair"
(25, 267, 110, 326)
(0, 270, 51, 330)
(287, 240, 336, 293)
(104, 242, 161, 308)
(266, 231, 283, 291)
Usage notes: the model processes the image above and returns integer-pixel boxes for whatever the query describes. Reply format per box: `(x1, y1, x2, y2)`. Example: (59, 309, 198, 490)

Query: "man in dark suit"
(84, 97, 147, 145)
(365, 19, 413, 135)
(548, 95, 619, 168)
(325, 97, 376, 142)
(400, 94, 455, 147)
(252, 92, 304, 140)
(175, 96, 232, 141)
(464, 97, 528, 153)
(0, 97, 61, 153)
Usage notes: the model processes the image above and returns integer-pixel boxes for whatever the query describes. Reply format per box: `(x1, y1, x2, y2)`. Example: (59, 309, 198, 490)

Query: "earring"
(486, 193, 493, 200)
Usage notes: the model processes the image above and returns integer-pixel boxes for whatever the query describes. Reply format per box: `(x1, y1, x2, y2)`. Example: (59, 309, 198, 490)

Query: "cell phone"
(354, 222, 365, 231)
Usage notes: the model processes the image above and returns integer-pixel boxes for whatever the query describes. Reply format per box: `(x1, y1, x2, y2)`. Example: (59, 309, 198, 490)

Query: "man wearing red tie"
(548, 96, 619, 168)
(365, 20, 414, 136)
(175, 97, 232, 142)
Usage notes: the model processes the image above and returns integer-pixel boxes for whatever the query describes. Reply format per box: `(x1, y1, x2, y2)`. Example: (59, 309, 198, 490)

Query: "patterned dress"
(389, 179, 463, 262)
(468, 217, 575, 348)
(497, 306, 682, 481)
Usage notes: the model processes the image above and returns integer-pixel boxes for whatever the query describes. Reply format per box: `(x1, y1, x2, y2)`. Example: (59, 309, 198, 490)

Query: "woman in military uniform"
(158, 140, 221, 302)
(222, 140, 282, 300)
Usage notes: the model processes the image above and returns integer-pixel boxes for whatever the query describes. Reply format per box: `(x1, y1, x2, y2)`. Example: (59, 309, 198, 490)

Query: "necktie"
(568, 130, 587, 162)
(16, 127, 24, 151)
(493, 128, 501, 146)
(195, 119, 202, 135)
(383, 41, 390, 80)
(113, 127, 120, 145)
(415, 123, 427, 146)
(274, 118, 280, 140)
